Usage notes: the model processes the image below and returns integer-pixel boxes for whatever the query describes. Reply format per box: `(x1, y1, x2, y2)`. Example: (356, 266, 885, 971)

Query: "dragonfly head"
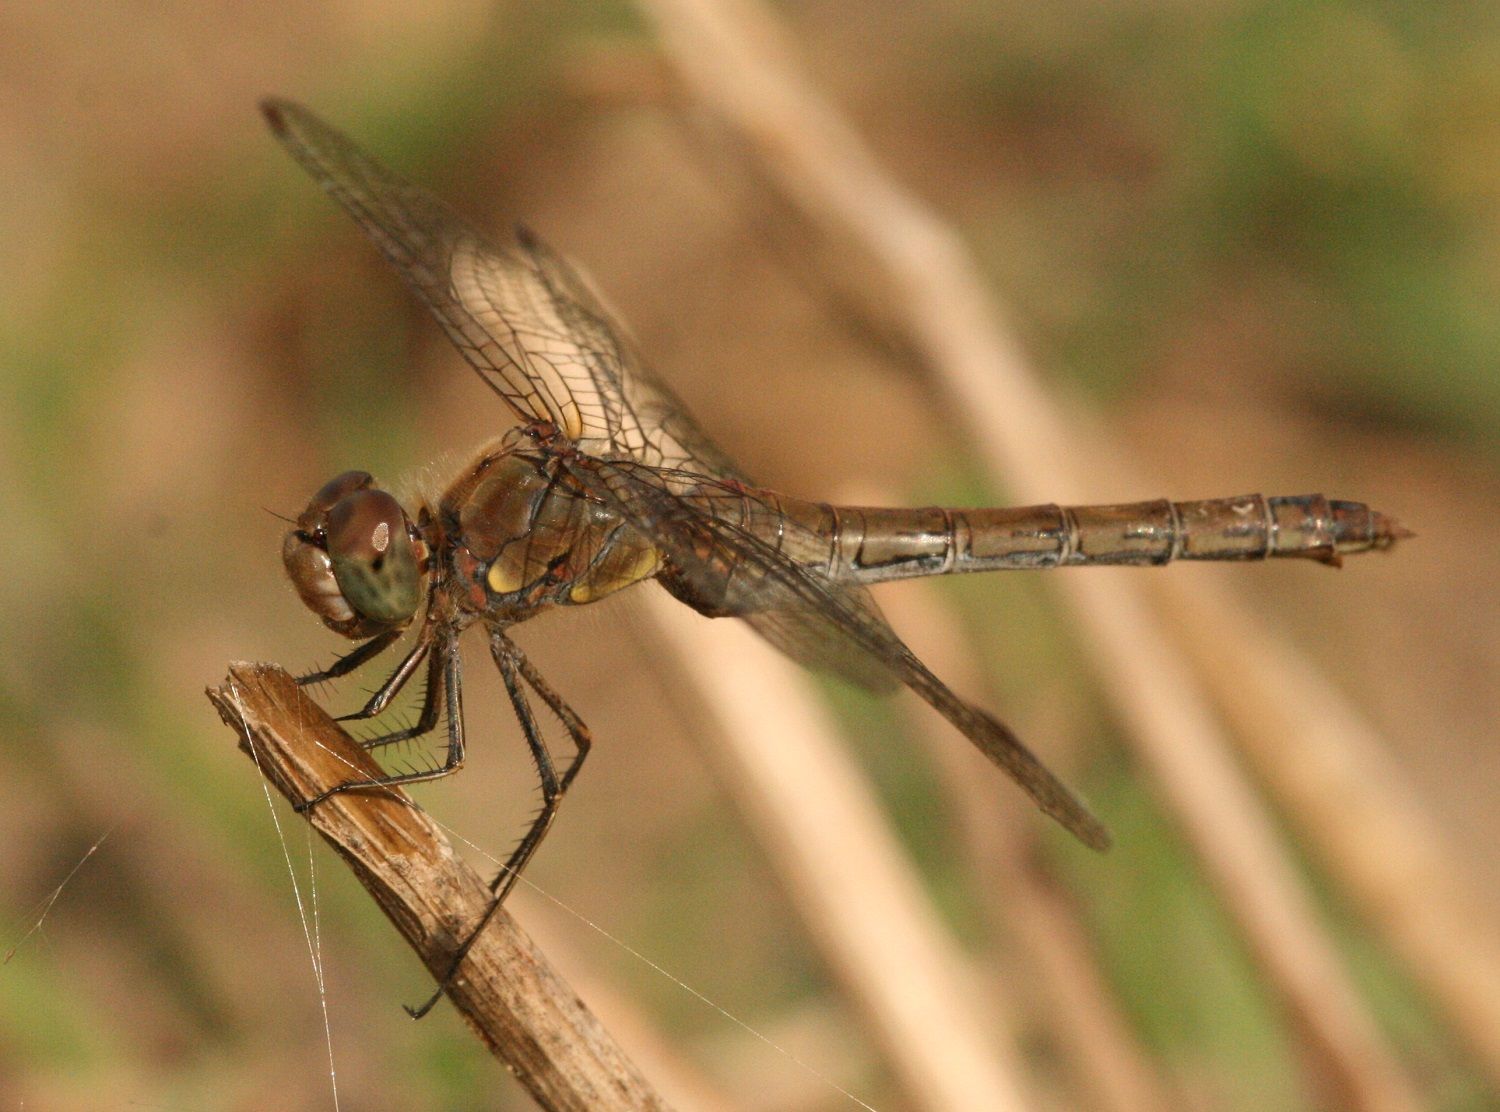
(283, 470, 426, 638)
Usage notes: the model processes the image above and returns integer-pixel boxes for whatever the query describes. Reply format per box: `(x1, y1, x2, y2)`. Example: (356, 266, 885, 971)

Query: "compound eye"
(283, 528, 359, 631)
(325, 489, 421, 625)
(299, 470, 373, 527)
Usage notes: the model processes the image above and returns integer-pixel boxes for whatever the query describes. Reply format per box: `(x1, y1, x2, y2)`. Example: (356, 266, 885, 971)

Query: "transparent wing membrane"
(264, 99, 740, 475)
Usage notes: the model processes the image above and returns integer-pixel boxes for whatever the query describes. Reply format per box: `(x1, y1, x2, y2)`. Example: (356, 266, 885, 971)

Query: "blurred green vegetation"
(950, 1, 1500, 454)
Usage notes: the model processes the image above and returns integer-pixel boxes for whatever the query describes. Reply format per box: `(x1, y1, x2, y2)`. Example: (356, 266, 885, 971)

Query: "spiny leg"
(296, 626, 403, 685)
(352, 644, 449, 752)
(485, 630, 593, 901)
(405, 628, 593, 1020)
(508, 641, 593, 795)
(335, 634, 432, 724)
(294, 635, 466, 813)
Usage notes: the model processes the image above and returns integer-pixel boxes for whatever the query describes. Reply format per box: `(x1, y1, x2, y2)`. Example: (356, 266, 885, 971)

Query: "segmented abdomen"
(723, 491, 1407, 585)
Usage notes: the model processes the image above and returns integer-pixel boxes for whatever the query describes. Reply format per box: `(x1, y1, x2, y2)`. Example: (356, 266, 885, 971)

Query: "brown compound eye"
(283, 478, 423, 637)
(324, 489, 422, 626)
(299, 470, 373, 527)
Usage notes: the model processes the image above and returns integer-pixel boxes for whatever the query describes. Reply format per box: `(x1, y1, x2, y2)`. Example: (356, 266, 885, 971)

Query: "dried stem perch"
(206, 662, 669, 1112)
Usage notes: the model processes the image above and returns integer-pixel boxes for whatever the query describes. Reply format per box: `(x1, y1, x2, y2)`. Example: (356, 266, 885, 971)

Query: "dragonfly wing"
(263, 99, 737, 474)
(740, 598, 901, 694)
(507, 228, 743, 476)
(571, 457, 1111, 852)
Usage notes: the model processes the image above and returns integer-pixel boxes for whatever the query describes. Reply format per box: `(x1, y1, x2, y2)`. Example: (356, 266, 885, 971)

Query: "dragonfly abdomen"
(827, 493, 1408, 584)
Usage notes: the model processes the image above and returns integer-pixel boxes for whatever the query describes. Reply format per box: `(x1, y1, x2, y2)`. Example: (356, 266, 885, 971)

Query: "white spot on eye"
(372, 521, 390, 552)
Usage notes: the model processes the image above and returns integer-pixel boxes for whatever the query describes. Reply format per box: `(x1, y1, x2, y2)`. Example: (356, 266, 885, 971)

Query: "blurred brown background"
(2, 1, 1496, 1109)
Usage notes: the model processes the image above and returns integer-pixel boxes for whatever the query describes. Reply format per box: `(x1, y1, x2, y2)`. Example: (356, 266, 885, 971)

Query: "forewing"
(572, 458, 1111, 851)
(510, 230, 743, 476)
(262, 99, 736, 473)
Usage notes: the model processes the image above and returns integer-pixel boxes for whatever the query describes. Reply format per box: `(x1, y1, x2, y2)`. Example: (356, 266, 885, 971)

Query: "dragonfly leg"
(354, 646, 447, 752)
(404, 628, 593, 1020)
(296, 627, 404, 685)
(508, 635, 593, 795)
(334, 635, 432, 724)
(293, 635, 466, 813)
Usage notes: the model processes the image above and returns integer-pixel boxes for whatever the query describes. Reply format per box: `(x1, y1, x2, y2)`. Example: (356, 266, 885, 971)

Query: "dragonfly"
(263, 99, 1409, 1017)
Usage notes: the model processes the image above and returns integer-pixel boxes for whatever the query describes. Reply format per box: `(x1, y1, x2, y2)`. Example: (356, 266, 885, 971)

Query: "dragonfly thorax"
(444, 448, 660, 616)
(283, 470, 428, 639)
